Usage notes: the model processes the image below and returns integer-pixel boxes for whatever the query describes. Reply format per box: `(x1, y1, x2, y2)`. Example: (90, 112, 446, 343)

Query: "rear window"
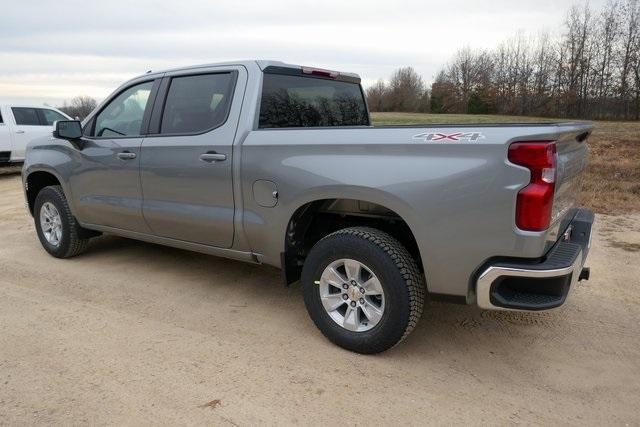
(259, 73, 368, 128)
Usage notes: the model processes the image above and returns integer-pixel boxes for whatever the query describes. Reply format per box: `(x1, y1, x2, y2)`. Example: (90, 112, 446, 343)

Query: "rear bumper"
(476, 208, 594, 311)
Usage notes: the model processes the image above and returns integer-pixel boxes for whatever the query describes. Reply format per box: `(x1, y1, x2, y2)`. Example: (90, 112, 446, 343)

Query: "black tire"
(301, 227, 425, 354)
(34, 185, 90, 258)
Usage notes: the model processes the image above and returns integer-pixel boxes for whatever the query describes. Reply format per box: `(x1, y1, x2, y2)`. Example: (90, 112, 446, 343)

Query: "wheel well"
(282, 199, 423, 285)
(25, 171, 61, 215)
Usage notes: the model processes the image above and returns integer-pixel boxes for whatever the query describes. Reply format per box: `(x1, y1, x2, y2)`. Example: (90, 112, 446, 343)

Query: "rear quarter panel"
(240, 124, 590, 299)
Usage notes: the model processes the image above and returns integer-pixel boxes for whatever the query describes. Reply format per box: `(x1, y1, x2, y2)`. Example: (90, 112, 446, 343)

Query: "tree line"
(58, 96, 97, 120)
(367, 0, 640, 120)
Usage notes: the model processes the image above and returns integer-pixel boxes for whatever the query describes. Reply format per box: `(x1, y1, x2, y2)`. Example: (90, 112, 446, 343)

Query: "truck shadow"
(81, 234, 574, 361)
(0, 166, 22, 177)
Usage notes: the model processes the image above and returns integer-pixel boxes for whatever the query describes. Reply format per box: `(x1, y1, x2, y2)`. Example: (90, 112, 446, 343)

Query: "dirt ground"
(0, 171, 639, 425)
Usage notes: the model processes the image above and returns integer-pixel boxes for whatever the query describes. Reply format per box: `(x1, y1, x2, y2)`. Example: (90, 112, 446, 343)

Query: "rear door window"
(12, 107, 41, 126)
(259, 73, 368, 128)
(160, 73, 235, 134)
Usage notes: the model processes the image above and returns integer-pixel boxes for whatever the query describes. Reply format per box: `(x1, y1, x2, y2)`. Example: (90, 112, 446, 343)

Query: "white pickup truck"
(0, 104, 71, 164)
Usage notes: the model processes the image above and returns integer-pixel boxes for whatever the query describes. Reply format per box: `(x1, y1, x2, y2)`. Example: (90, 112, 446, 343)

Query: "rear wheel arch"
(282, 197, 425, 287)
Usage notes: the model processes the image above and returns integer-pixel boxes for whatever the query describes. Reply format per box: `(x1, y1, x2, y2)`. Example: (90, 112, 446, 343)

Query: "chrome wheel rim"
(40, 202, 62, 246)
(319, 258, 385, 332)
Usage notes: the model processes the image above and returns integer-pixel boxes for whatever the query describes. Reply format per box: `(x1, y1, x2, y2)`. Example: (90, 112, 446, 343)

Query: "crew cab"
(22, 60, 594, 353)
(0, 104, 71, 164)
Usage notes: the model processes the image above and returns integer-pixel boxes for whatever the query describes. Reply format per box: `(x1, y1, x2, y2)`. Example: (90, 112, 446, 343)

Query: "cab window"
(12, 108, 41, 126)
(259, 74, 368, 128)
(40, 109, 67, 125)
(94, 81, 153, 137)
(160, 73, 235, 134)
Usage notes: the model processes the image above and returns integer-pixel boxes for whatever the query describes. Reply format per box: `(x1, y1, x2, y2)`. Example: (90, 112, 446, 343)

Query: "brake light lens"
(301, 67, 339, 79)
(508, 141, 557, 231)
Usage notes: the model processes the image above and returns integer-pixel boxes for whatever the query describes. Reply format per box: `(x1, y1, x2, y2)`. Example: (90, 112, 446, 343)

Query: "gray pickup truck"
(22, 60, 594, 353)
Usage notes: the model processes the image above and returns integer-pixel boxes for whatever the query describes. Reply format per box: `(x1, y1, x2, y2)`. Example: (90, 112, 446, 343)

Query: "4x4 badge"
(413, 132, 485, 142)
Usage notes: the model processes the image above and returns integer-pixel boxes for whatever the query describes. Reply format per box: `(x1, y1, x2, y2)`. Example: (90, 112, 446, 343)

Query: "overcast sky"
(0, 0, 606, 106)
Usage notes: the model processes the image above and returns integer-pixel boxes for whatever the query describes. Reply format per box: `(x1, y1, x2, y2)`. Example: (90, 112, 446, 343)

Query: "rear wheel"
(301, 227, 425, 354)
(34, 185, 91, 258)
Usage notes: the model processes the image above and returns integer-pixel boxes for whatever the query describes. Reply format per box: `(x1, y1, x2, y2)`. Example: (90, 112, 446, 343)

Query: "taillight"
(508, 141, 557, 231)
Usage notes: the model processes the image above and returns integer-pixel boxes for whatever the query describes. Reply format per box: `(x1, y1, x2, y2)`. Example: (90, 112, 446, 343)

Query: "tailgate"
(552, 124, 592, 226)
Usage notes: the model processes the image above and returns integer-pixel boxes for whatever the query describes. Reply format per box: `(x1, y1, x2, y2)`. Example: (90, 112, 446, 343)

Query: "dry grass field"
(371, 112, 640, 214)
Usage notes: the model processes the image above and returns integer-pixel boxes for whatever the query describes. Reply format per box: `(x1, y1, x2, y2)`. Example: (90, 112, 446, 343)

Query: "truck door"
(9, 107, 47, 161)
(139, 66, 246, 248)
(71, 79, 159, 232)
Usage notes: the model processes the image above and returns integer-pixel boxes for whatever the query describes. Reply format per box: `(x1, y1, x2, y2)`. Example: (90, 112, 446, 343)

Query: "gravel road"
(0, 171, 639, 425)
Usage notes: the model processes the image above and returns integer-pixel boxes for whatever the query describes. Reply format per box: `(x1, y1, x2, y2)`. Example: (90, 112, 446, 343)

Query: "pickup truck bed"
(22, 60, 594, 353)
(243, 121, 591, 300)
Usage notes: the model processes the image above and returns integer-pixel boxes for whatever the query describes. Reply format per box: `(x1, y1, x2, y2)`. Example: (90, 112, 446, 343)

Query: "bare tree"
(592, 1, 620, 117)
(619, 0, 640, 118)
(365, 67, 429, 113)
(435, 47, 493, 113)
(365, 80, 388, 112)
(59, 96, 98, 120)
(386, 67, 427, 112)
(366, 1, 640, 120)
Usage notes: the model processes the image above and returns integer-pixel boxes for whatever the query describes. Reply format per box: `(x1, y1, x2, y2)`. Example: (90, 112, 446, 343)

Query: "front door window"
(94, 82, 153, 137)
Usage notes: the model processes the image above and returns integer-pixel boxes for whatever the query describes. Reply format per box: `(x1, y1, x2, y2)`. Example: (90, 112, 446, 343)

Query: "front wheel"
(34, 185, 90, 258)
(301, 227, 425, 354)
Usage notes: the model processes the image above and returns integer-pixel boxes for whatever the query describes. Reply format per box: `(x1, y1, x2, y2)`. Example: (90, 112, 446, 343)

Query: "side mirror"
(53, 120, 83, 140)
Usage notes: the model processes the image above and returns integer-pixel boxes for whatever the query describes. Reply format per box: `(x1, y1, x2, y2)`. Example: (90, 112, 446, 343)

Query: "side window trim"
(35, 109, 46, 126)
(83, 117, 95, 137)
(146, 70, 238, 138)
(36, 109, 57, 126)
(88, 78, 161, 139)
(147, 76, 171, 134)
(140, 79, 162, 135)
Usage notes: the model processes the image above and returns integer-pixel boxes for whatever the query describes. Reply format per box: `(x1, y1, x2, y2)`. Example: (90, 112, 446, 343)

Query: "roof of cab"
(136, 60, 360, 82)
(0, 103, 69, 114)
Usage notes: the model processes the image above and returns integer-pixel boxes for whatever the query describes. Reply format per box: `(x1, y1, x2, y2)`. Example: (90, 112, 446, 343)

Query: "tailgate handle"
(200, 152, 227, 162)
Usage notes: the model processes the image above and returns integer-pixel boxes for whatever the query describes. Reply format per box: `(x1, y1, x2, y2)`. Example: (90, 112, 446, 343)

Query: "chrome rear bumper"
(476, 208, 594, 311)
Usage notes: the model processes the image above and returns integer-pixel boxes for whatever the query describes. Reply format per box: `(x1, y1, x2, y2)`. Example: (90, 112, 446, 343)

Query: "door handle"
(117, 151, 137, 160)
(199, 152, 227, 162)
(15, 130, 25, 134)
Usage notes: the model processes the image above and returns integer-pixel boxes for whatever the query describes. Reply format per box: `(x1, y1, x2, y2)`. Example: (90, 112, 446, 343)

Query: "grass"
(371, 112, 640, 214)
(371, 112, 560, 125)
